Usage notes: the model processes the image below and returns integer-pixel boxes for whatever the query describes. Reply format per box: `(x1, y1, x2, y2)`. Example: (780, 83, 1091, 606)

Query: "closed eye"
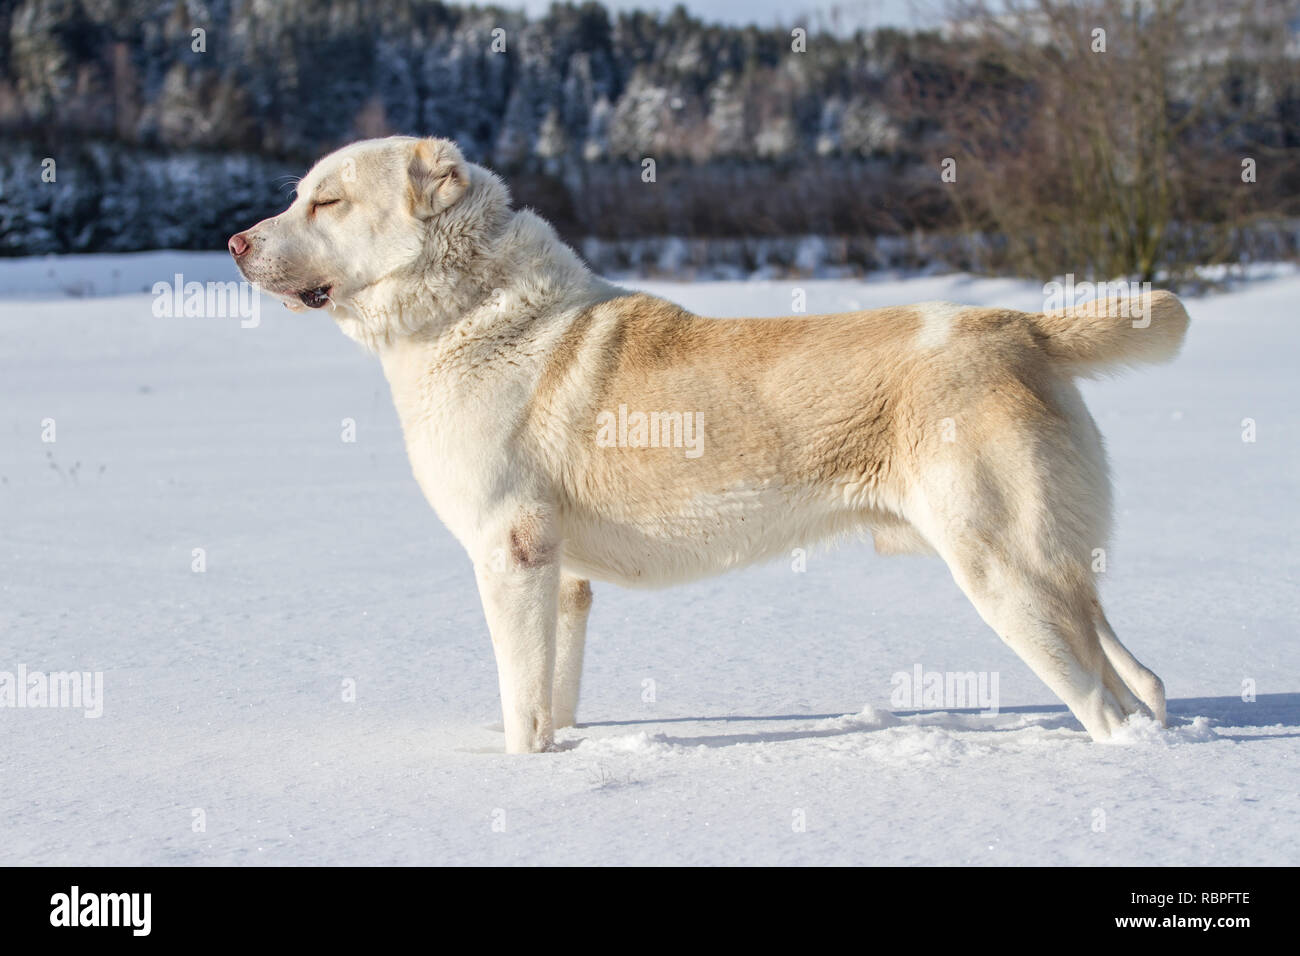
(311, 198, 342, 215)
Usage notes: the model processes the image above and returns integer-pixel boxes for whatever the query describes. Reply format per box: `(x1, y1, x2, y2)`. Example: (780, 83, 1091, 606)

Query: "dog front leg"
(473, 521, 560, 754)
(553, 576, 592, 728)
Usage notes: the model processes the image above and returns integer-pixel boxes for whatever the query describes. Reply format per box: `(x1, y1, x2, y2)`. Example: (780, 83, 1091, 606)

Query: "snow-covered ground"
(1, 252, 1296, 866)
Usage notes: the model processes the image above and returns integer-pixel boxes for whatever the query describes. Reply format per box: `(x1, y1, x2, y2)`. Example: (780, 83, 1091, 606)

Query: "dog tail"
(1031, 290, 1189, 376)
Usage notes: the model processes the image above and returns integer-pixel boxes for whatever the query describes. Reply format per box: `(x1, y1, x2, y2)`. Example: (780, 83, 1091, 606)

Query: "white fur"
(913, 301, 963, 349)
(232, 137, 1186, 753)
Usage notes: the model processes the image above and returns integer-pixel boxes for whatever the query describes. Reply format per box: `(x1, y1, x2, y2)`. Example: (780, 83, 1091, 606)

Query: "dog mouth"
(297, 286, 332, 309)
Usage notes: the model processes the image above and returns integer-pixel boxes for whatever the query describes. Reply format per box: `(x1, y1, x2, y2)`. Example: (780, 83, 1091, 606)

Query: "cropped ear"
(407, 138, 468, 219)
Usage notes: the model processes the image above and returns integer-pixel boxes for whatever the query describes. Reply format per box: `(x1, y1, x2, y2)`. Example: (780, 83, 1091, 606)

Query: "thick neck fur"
(334, 165, 617, 354)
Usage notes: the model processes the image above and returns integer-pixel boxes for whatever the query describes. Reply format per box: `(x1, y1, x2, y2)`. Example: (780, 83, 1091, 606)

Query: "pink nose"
(228, 233, 250, 257)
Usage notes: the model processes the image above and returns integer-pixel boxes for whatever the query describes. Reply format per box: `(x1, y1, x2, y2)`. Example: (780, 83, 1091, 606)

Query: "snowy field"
(1, 253, 1296, 866)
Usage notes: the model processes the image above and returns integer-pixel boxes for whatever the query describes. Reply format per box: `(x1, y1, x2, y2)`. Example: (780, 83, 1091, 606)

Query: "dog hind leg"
(1095, 608, 1166, 725)
(903, 400, 1150, 739)
(939, 544, 1145, 739)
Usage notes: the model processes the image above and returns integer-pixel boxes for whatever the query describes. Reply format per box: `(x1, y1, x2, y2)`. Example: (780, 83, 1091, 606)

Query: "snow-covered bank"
(0, 258, 1296, 865)
(3, 246, 1299, 296)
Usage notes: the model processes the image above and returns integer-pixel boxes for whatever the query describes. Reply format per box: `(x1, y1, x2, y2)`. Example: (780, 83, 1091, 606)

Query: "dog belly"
(560, 489, 864, 587)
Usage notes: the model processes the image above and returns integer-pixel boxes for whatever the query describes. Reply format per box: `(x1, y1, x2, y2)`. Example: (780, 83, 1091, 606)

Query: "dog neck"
(372, 210, 624, 445)
(334, 172, 612, 353)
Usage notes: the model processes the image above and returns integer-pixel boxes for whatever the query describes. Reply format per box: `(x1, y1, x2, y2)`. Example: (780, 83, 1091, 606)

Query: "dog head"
(229, 136, 510, 346)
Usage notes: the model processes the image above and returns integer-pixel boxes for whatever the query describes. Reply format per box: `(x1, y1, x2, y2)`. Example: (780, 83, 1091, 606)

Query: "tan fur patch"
(559, 578, 593, 615)
(558, 295, 930, 507)
(508, 512, 556, 568)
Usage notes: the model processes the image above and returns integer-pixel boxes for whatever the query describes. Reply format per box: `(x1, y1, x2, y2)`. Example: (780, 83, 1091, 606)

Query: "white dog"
(231, 136, 1189, 753)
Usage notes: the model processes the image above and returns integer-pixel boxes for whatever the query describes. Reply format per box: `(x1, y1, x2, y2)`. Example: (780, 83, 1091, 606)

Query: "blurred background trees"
(0, 0, 1296, 280)
(933, 0, 1300, 280)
